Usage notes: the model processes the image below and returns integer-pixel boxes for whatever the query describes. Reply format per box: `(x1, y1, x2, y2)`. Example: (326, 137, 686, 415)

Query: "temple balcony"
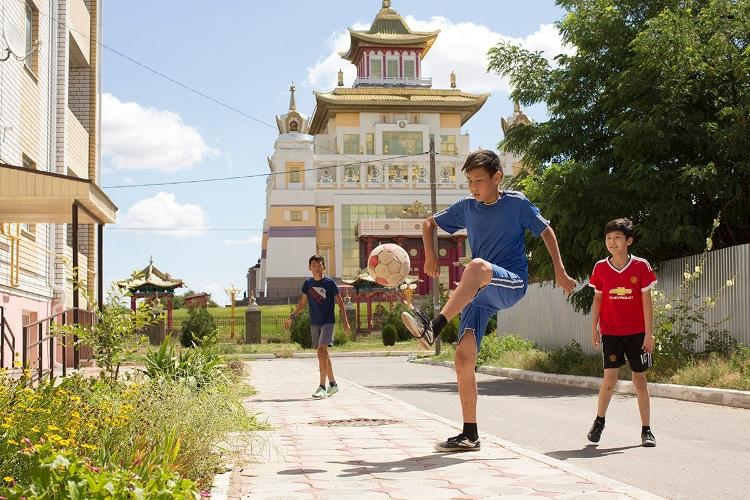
(354, 76, 432, 88)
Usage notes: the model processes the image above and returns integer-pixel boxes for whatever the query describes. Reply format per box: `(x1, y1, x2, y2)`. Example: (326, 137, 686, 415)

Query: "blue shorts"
(458, 264, 527, 350)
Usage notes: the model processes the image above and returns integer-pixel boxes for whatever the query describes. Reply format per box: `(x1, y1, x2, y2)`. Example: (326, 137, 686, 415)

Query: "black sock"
(431, 314, 447, 335)
(329, 381, 337, 387)
(595, 416, 605, 424)
(642, 425, 651, 433)
(463, 422, 479, 441)
(319, 385, 326, 390)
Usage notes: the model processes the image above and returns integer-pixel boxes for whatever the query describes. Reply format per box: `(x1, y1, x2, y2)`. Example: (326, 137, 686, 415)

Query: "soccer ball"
(367, 243, 411, 287)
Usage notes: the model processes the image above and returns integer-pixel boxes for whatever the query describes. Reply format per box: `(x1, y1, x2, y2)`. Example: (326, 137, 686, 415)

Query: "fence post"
(245, 298, 261, 344)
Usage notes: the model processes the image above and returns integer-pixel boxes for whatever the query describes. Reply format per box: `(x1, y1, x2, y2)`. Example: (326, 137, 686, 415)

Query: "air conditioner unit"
(397, 119, 408, 129)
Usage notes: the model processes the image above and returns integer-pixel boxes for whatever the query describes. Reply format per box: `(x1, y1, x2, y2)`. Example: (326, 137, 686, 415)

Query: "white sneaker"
(312, 386, 327, 399)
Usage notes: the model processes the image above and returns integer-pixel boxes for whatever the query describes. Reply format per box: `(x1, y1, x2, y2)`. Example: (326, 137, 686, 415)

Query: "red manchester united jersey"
(588, 256, 657, 335)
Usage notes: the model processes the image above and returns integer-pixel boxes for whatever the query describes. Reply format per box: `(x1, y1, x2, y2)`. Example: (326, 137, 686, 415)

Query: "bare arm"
(591, 292, 602, 348)
(422, 217, 439, 278)
(283, 293, 308, 330)
(335, 294, 351, 332)
(642, 290, 654, 352)
(540, 226, 576, 294)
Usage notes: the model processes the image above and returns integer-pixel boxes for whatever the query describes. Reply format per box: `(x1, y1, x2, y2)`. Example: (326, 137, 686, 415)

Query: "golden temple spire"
(450, 70, 456, 88)
(289, 82, 297, 111)
(513, 98, 520, 114)
(382, 0, 391, 9)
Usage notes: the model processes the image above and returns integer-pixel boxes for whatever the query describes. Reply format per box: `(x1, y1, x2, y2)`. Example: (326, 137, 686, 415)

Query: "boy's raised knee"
(465, 258, 492, 275)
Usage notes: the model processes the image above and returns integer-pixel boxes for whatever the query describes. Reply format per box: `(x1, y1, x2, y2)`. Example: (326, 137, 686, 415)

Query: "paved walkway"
(222, 359, 661, 499)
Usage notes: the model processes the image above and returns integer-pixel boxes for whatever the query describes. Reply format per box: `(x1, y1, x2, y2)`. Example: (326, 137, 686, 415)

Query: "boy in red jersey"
(587, 218, 657, 447)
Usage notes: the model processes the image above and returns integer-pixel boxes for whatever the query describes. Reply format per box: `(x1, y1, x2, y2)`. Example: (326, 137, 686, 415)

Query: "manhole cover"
(311, 418, 400, 427)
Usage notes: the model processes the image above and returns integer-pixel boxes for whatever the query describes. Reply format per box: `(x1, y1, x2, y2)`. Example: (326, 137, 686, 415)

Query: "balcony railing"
(354, 76, 432, 87)
(66, 108, 89, 179)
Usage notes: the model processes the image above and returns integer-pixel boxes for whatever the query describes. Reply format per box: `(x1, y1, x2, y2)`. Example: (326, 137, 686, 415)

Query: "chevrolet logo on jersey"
(609, 287, 632, 296)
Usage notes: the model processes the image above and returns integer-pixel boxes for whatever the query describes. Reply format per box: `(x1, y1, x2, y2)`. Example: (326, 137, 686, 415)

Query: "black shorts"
(601, 333, 653, 372)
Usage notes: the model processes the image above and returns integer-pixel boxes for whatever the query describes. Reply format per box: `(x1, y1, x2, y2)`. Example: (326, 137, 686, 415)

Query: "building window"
(290, 210, 303, 222)
(342, 134, 360, 155)
(318, 210, 329, 228)
(440, 135, 457, 155)
(382, 131, 423, 155)
(289, 166, 302, 184)
(365, 133, 374, 155)
(403, 59, 416, 79)
(24, 1, 37, 73)
(386, 58, 399, 78)
(370, 57, 382, 78)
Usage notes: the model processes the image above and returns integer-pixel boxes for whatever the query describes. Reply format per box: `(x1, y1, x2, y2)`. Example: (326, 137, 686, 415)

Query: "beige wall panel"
(440, 113, 461, 128)
(21, 72, 41, 163)
(268, 206, 314, 226)
(335, 112, 360, 128)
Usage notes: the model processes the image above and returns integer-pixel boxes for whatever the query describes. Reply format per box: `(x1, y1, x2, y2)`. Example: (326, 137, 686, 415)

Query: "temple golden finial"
(382, 0, 391, 9)
(289, 82, 297, 111)
(450, 70, 456, 88)
(338, 69, 344, 87)
(513, 98, 520, 114)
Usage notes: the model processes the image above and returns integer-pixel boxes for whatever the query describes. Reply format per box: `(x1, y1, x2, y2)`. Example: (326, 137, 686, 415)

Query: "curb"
(229, 351, 422, 360)
(419, 359, 750, 410)
(347, 375, 663, 500)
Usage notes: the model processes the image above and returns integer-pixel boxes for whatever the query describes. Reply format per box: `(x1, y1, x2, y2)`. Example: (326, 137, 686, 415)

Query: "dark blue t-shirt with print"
(302, 277, 339, 325)
(433, 191, 549, 283)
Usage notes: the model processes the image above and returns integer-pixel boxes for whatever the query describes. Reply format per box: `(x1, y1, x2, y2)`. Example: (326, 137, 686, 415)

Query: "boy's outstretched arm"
(642, 291, 654, 353)
(283, 294, 308, 330)
(335, 294, 351, 333)
(540, 226, 576, 294)
(422, 217, 439, 278)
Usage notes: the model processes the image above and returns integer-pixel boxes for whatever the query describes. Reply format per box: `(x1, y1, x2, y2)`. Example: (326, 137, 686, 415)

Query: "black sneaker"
(641, 429, 656, 447)
(587, 419, 605, 443)
(401, 308, 434, 349)
(434, 433, 481, 452)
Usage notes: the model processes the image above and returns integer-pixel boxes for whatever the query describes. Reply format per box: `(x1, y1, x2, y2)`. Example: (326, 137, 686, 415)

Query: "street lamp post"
(225, 284, 241, 340)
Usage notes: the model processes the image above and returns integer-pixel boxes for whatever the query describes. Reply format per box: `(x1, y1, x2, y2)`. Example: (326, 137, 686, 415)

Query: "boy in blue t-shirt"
(402, 149, 576, 452)
(285, 254, 351, 399)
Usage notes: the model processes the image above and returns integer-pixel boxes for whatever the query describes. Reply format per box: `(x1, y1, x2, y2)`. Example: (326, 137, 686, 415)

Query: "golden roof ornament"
(501, 98, 532, 135)
(338, 69, 344, 87)
(382, 0, 391, 8)
(450, 70, 456, 88)
(402, 200, 432, 218)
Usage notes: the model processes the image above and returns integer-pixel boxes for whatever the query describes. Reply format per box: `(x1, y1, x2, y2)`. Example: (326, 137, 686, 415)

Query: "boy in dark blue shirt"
(285, 254, 351, 398)
(402, 150, 576, 451)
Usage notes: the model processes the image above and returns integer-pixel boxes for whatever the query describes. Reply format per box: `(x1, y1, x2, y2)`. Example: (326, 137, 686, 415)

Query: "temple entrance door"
(406, 244, 428, 295)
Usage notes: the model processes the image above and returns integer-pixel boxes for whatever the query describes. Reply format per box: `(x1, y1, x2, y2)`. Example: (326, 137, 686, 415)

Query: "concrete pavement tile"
(388, 486, 469, 499)
(556, 493, 631, 500)
(461, 485, 538, 496)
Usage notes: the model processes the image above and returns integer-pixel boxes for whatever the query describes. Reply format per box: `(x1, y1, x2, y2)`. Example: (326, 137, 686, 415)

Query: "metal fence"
(497, 244, 749, 354)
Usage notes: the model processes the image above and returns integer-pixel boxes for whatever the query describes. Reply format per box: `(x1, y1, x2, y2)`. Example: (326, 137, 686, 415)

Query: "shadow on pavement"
(546, 444, 642, 460)
(330, 454, 516, 477)
(369, 377, 596, 399)
(251, 398, 315, 403)
(277, 468, 328, 475)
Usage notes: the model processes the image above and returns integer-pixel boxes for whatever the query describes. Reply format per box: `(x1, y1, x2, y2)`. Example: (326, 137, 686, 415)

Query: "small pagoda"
(117, 258, 184, 330)
(341, 272, 419, 335)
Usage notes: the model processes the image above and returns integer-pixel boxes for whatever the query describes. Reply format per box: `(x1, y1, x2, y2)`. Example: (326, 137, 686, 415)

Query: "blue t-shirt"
(301, 277, 339, 325)
(433, 191, 549, 283)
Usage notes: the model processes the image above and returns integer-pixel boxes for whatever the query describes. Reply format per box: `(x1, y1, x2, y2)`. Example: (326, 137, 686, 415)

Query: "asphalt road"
(320, 356, 750, 500)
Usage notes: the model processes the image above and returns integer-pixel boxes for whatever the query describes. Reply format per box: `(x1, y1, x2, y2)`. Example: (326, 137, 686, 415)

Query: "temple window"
(370, 57, 382, 78)
(289, 120, 298, 131)
(386, 57, 399, 78)
(440, 135, 457, 155)
(403, 59, 415, 79)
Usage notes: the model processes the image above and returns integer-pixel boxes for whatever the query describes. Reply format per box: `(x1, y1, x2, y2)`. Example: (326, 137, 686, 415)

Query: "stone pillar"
(344, 296, 356, 335)
(146, 319, 166, 346)
(245, 298, 261, 344)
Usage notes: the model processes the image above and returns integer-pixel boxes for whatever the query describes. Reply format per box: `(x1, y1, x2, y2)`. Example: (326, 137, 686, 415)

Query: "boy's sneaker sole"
(401, 311, 432, 349)
(434, 434, 481, 452)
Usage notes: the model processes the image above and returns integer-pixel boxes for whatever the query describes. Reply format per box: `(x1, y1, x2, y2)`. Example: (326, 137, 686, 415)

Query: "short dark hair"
(309, 254, 325, 266)
(461, 149, 501, 176)
(604, 218, 635, 239)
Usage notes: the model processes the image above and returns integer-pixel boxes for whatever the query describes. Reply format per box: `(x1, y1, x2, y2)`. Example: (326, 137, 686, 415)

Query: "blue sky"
(101, 0, 567, 304)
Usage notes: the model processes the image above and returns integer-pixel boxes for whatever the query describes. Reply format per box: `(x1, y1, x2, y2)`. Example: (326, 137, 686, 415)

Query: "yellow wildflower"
(3, 476, 13, 483)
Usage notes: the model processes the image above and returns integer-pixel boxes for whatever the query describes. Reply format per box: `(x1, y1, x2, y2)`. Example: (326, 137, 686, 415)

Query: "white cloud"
(102, 93, 216, 172)
(307, 19, 573, 93)
(224, 235, 262, 246)
(118, 192, 208, 237)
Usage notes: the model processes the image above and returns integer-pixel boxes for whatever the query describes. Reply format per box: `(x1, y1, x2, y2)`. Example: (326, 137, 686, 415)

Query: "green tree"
(488, 0, 750, 310)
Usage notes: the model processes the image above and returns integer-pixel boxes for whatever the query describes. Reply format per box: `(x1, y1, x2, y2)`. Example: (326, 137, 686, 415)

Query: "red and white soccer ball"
(367, 243, 411, 287)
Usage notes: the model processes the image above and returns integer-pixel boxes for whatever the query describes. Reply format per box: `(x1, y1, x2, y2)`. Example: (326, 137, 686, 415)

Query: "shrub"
(381, 324, 397, 346)
(290, 310, 312, 348)
(143, 339, 226, 389)
(440, 317, 459, 343)
(547, 339, 585, 374)
(476, 333, 536, 366)
(180, 307, 217, 347)
(0, 444, 199, 499)
(380, 303, 412, 341)
(704, 330, 738, 356)
(497, 334, 536, 352)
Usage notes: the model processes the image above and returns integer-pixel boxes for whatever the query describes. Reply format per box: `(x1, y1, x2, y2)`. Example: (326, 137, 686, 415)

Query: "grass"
(218, 339, 421, 359)
(433, 335, 750, 391)
(171, 302, 400, 321)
